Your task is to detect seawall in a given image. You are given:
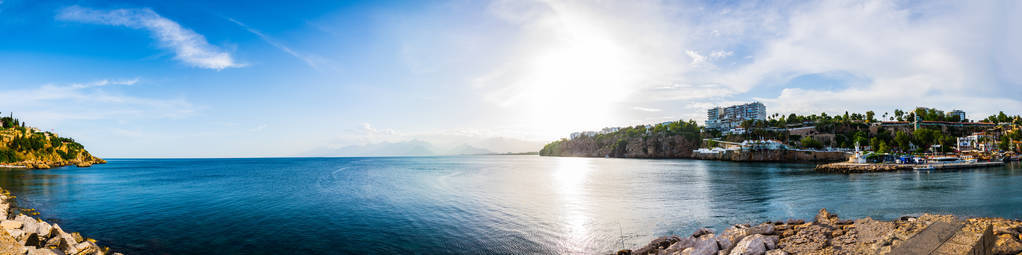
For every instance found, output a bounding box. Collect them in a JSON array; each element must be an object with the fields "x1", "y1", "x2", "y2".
[
  {"x1": 816, "y1": 161, "x2": 1006, "y2": 174},
  {"x1": 691, "y1": 150, "x2": 850, "y2": 162}
]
